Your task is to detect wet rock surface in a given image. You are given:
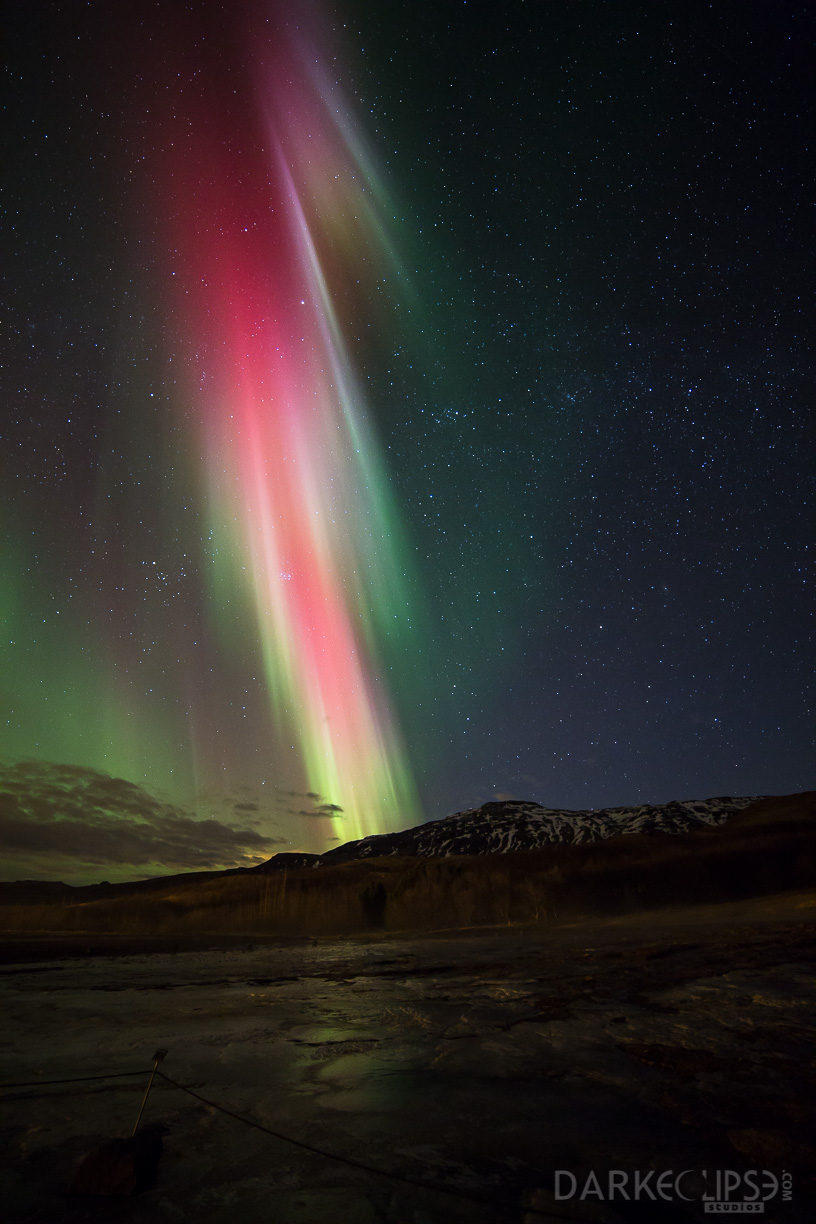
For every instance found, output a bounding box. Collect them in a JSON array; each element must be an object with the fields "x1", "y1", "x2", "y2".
[{"x1": 1, "y1": 893, "x2": 814, "y2": 1223}]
